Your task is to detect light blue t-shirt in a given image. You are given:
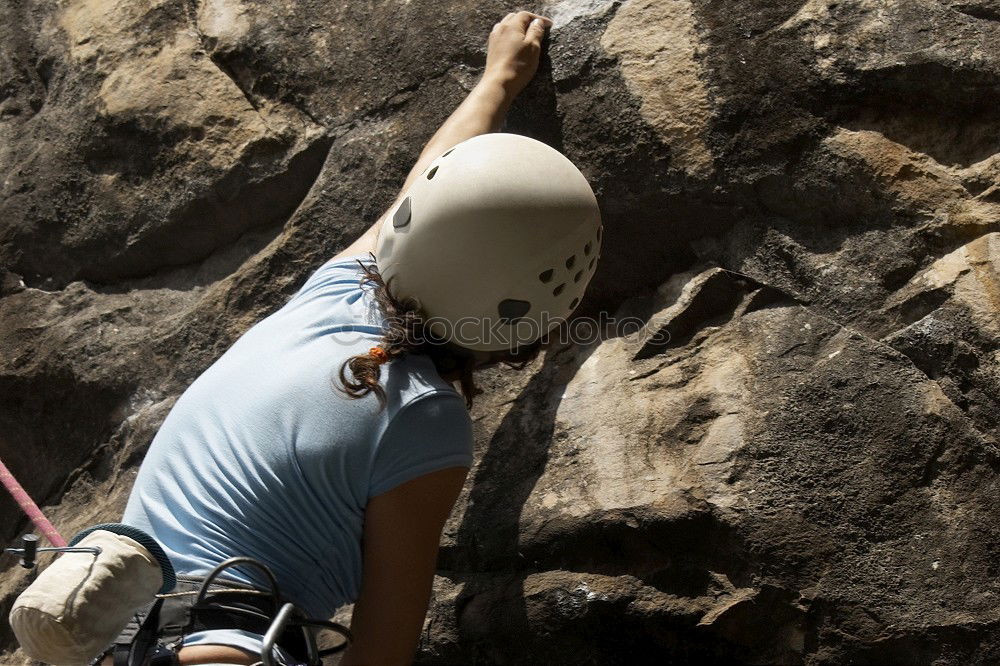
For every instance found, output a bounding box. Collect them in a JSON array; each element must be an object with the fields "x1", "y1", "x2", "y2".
[{"x1": 122, "y1": 254, "x2": 474, "y2": 635}]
